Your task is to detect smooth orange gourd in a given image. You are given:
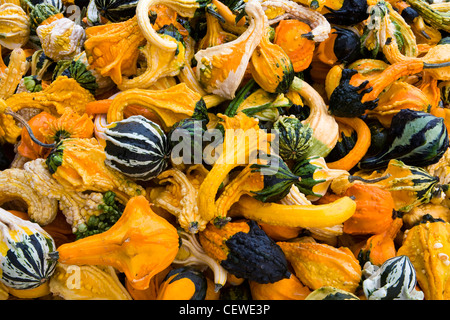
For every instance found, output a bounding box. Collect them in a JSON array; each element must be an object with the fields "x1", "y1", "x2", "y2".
[{"x1": 57, "y1": 196, "x2": 179, "y2": 290}]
